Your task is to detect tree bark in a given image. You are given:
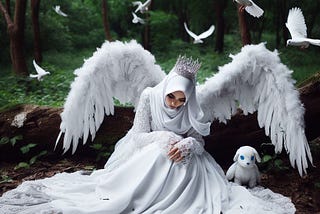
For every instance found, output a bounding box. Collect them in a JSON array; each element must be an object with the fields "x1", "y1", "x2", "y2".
[
  {"x1": 31, "y1": 0, "x2": 42, "y2": 63},
  {"x1": 237, "y1": 4, "x2": 251, "y2": 46},
  {"x1": 142, "y1": 1, "x2": 153, "y2": 51},
  {"x1": 0, "y1": 0, "x2": 28, "y2": 76},
  {"x1": 101, "y1": 0, "x2": 112, "y2": 41},
  {"x1": 214, "y1": 0, "x2": 226, "y2": 53},
  {"x1": 1, "y1": 74, "x2": 319, "y2": 162}
]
